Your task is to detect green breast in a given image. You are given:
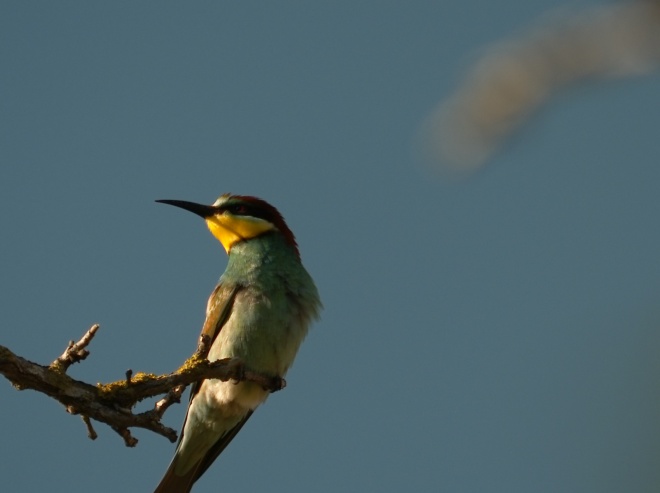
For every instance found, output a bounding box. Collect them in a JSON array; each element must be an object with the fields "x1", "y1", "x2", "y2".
[{"x1": 209, "y1": 232, "x2": 321, "y2": 376}]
